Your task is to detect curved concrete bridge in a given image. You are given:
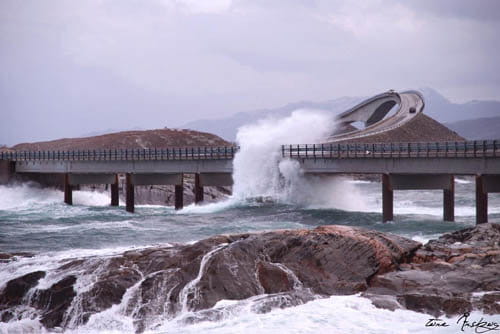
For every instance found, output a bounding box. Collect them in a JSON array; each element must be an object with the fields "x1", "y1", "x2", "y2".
[{"x1": 326, "y1": 90, "x2": 425, "y2": 142}]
